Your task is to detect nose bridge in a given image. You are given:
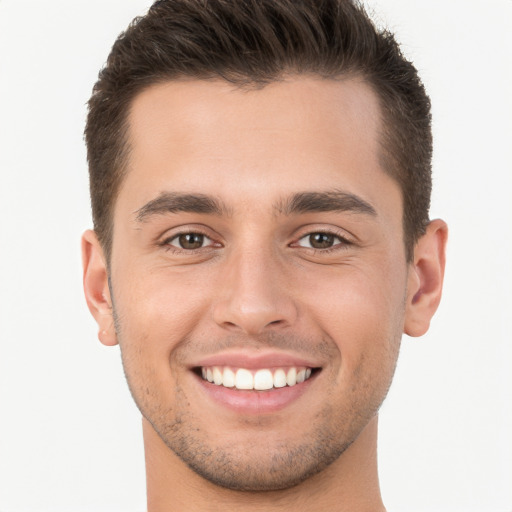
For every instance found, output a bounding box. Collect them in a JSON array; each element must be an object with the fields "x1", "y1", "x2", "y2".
[{"x1": 213, "y1": 240, "x2": 297, "y2": 334}]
